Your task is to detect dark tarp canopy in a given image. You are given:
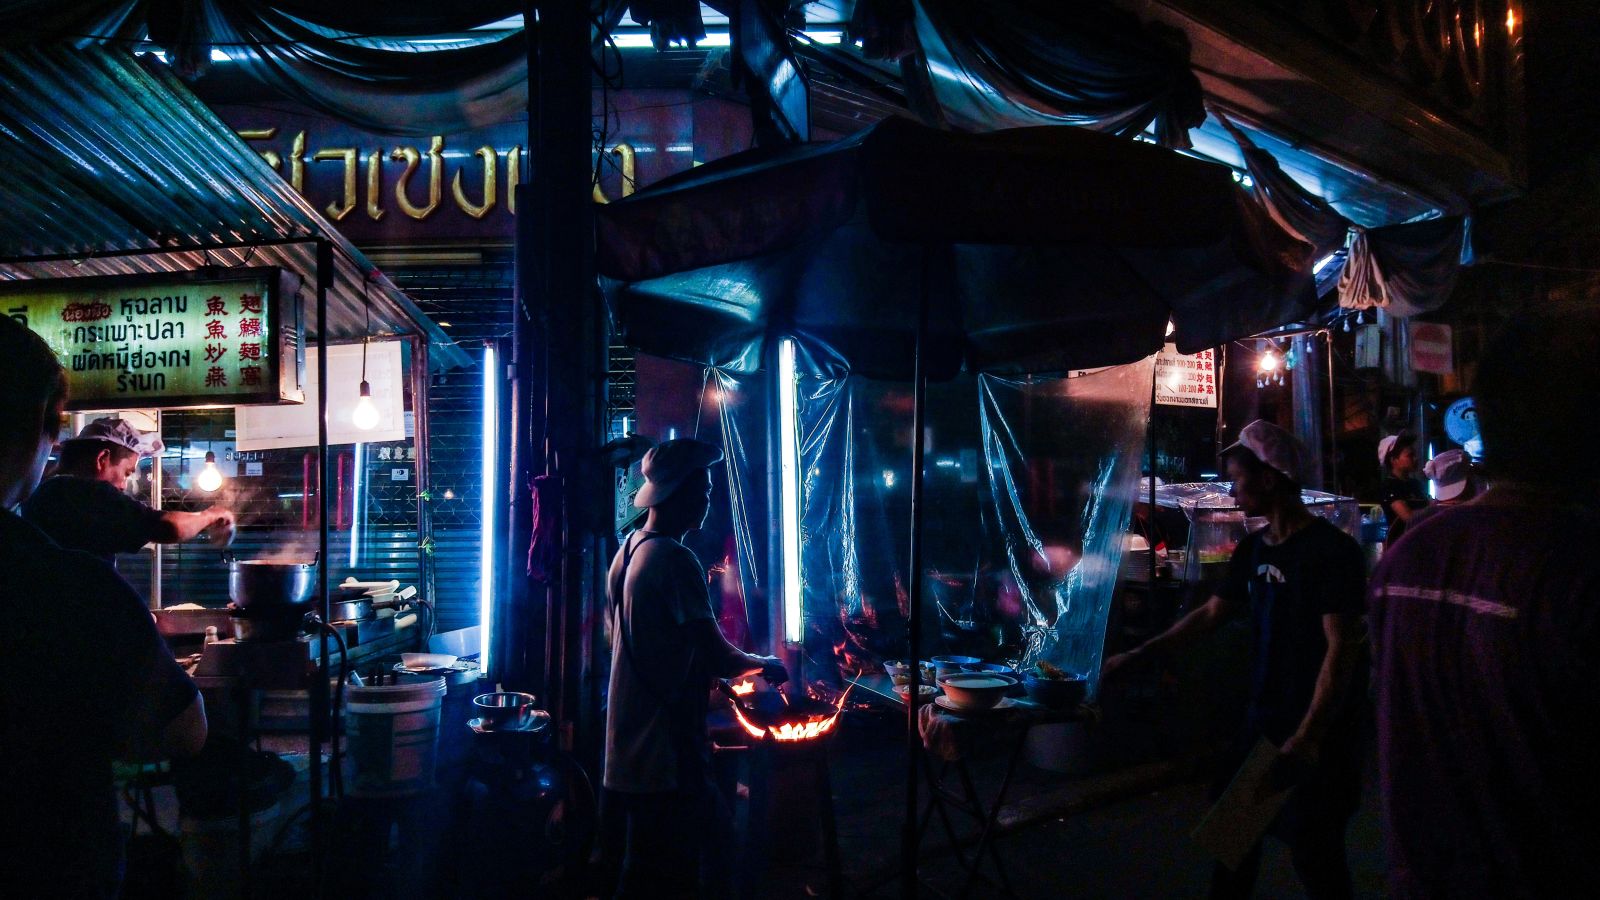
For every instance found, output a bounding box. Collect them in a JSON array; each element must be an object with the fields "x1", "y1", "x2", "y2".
[{"x1": 596, "y1": 116, "x2": 1317, "y2": 380}]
